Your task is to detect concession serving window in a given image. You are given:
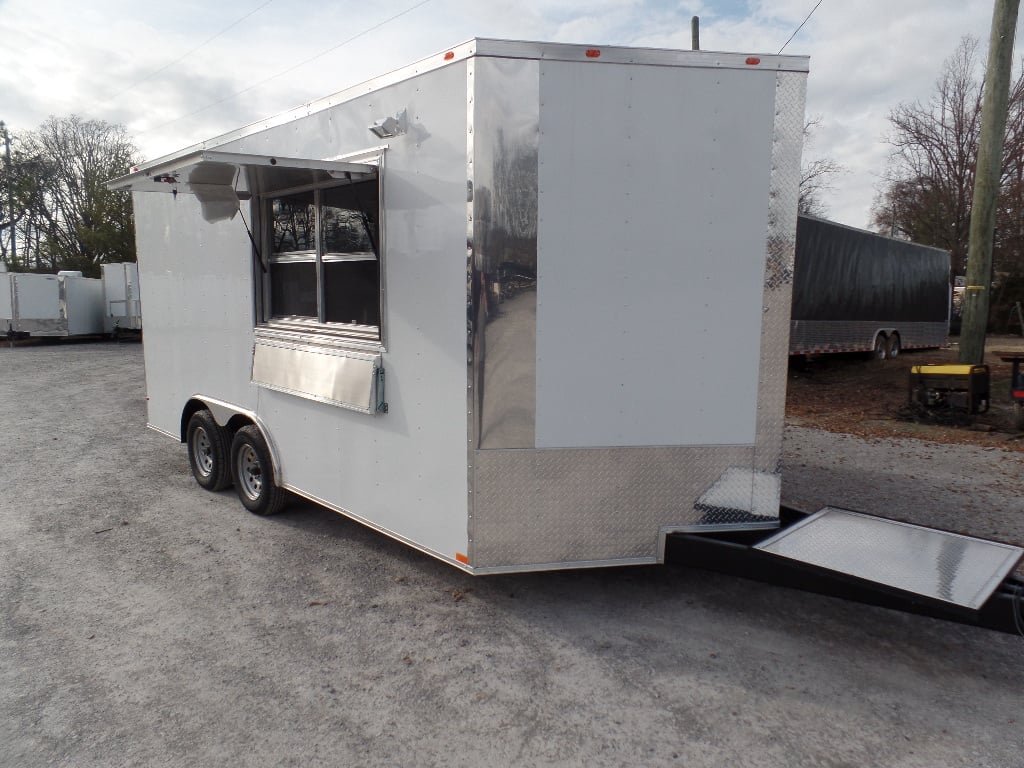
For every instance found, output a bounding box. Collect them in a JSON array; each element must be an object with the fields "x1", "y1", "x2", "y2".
[
  {"x1": 107, "y1": 149, "x2": 387, "y2": 414},
  {"x1": 266, "y1": 178, "x2": 381, "y2": 337}
]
